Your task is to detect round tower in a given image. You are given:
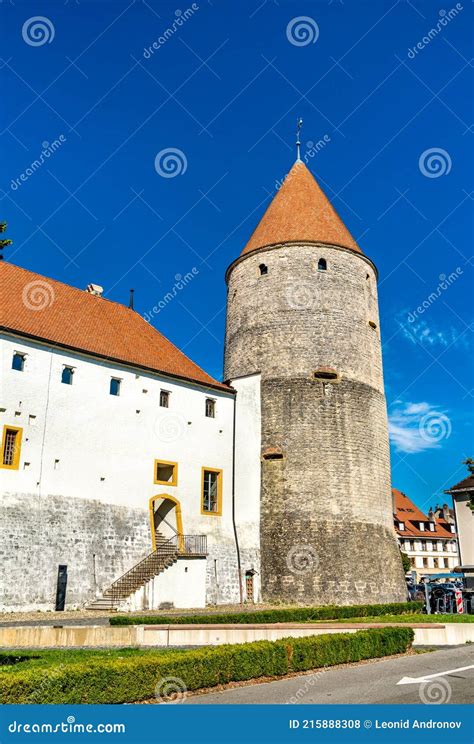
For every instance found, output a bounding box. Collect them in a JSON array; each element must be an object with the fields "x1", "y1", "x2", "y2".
[{"x1": 224, "y1": 160, "x2": 406, "y2": 605}]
